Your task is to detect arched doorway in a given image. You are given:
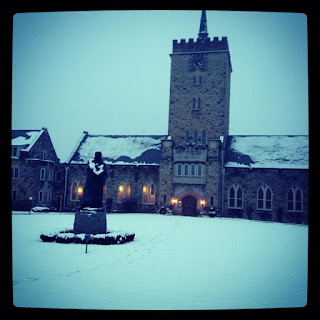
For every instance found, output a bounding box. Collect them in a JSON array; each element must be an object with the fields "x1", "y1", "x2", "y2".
[{"x1": 182, "y1": 195, "x2": 197, "y2": 216}]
